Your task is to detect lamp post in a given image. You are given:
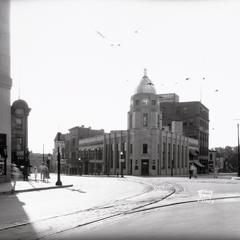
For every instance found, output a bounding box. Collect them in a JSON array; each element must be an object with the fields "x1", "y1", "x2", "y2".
[
  {"x1": 47, "y1": 154, "x2": 51, "y2": 171},
  {"x1": 56, "y1": 132, "x2": 62, "y2": 186},
  {"x1": 78, "y1": 157, "x2": 81, "y2": 175},
  {"x1": 120, "y1": 151, "x2": 124, "y2": 177}
]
